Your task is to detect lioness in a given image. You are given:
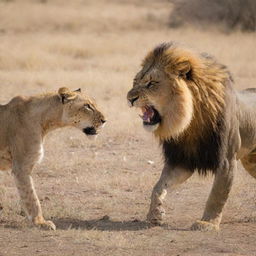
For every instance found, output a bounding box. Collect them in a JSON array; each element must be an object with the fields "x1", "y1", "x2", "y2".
[
  {"x1": 0, "y1": 87, "x2": 106, "y2": 230},
  {"x1": 127, "y1": 42, "x2": 256, "y2": 231}
]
